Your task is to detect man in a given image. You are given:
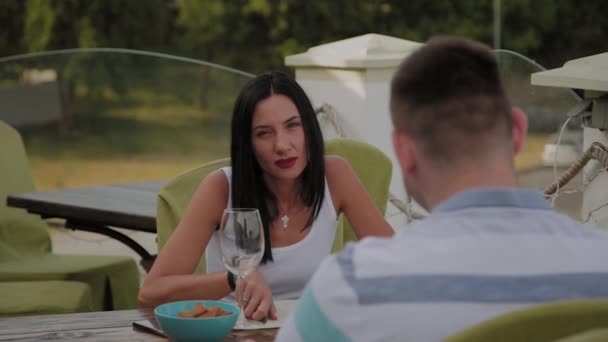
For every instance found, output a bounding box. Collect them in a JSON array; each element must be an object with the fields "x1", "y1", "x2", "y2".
[{"x1": 276, "y1": 36, "x2": 608, "y2": 341}]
